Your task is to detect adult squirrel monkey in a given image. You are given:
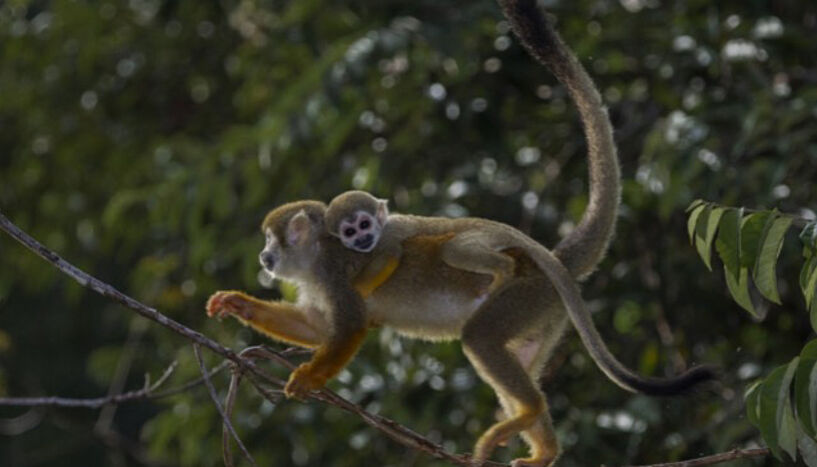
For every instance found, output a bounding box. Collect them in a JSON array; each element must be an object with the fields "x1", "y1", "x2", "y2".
[{"x1": 207, "y1": 2, "x2": 715, "y2": 465}]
